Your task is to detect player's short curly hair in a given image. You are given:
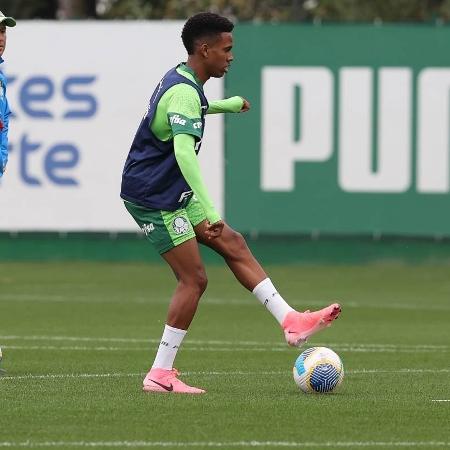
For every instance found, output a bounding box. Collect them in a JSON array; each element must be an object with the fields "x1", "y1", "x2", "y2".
[{"x1": 182, "y1": 12, "x2": 234, "y2": 55}]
